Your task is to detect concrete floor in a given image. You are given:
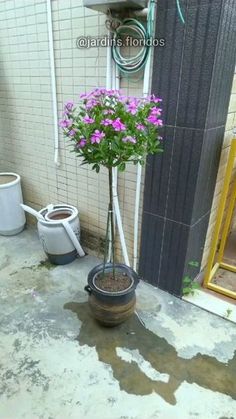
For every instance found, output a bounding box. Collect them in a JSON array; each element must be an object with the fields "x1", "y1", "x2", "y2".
[{"x1": 1, "y1": 228, "x2": 236, "y2": 419}]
